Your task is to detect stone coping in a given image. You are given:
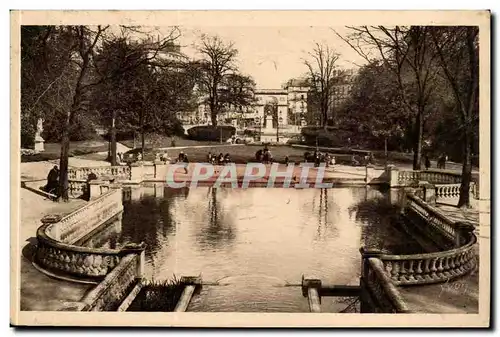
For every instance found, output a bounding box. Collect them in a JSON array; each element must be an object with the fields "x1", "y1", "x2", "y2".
[{"x1": 368, "y1": 233, "x2": 476, "y2": 261}]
